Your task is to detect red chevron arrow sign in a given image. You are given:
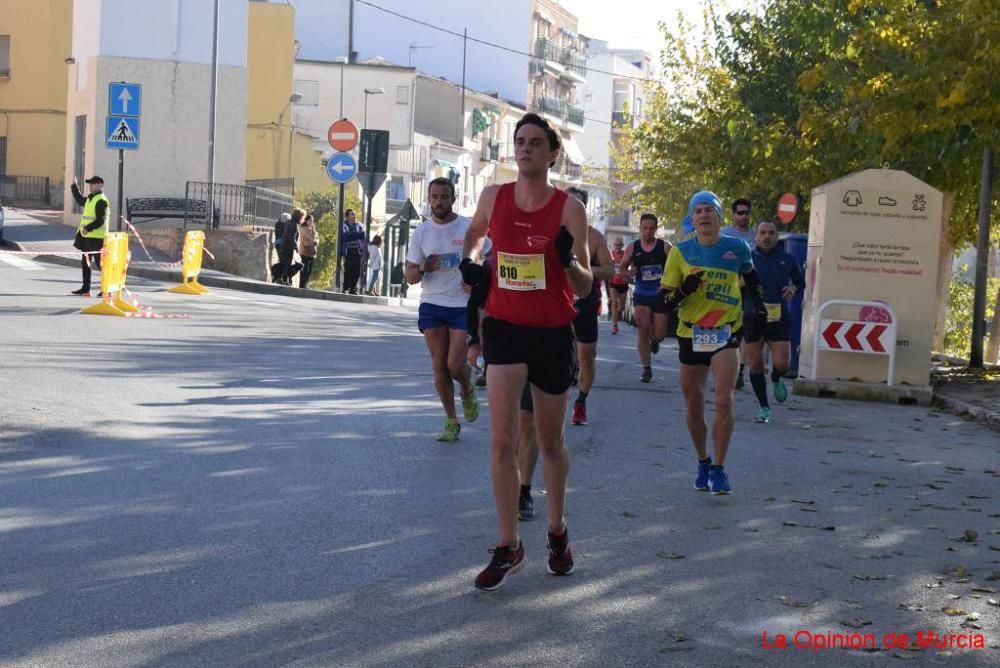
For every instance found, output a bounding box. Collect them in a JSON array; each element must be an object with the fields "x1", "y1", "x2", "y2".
[{"x1": 819, "y1": 320, "x2": 891, "y2": 354}]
